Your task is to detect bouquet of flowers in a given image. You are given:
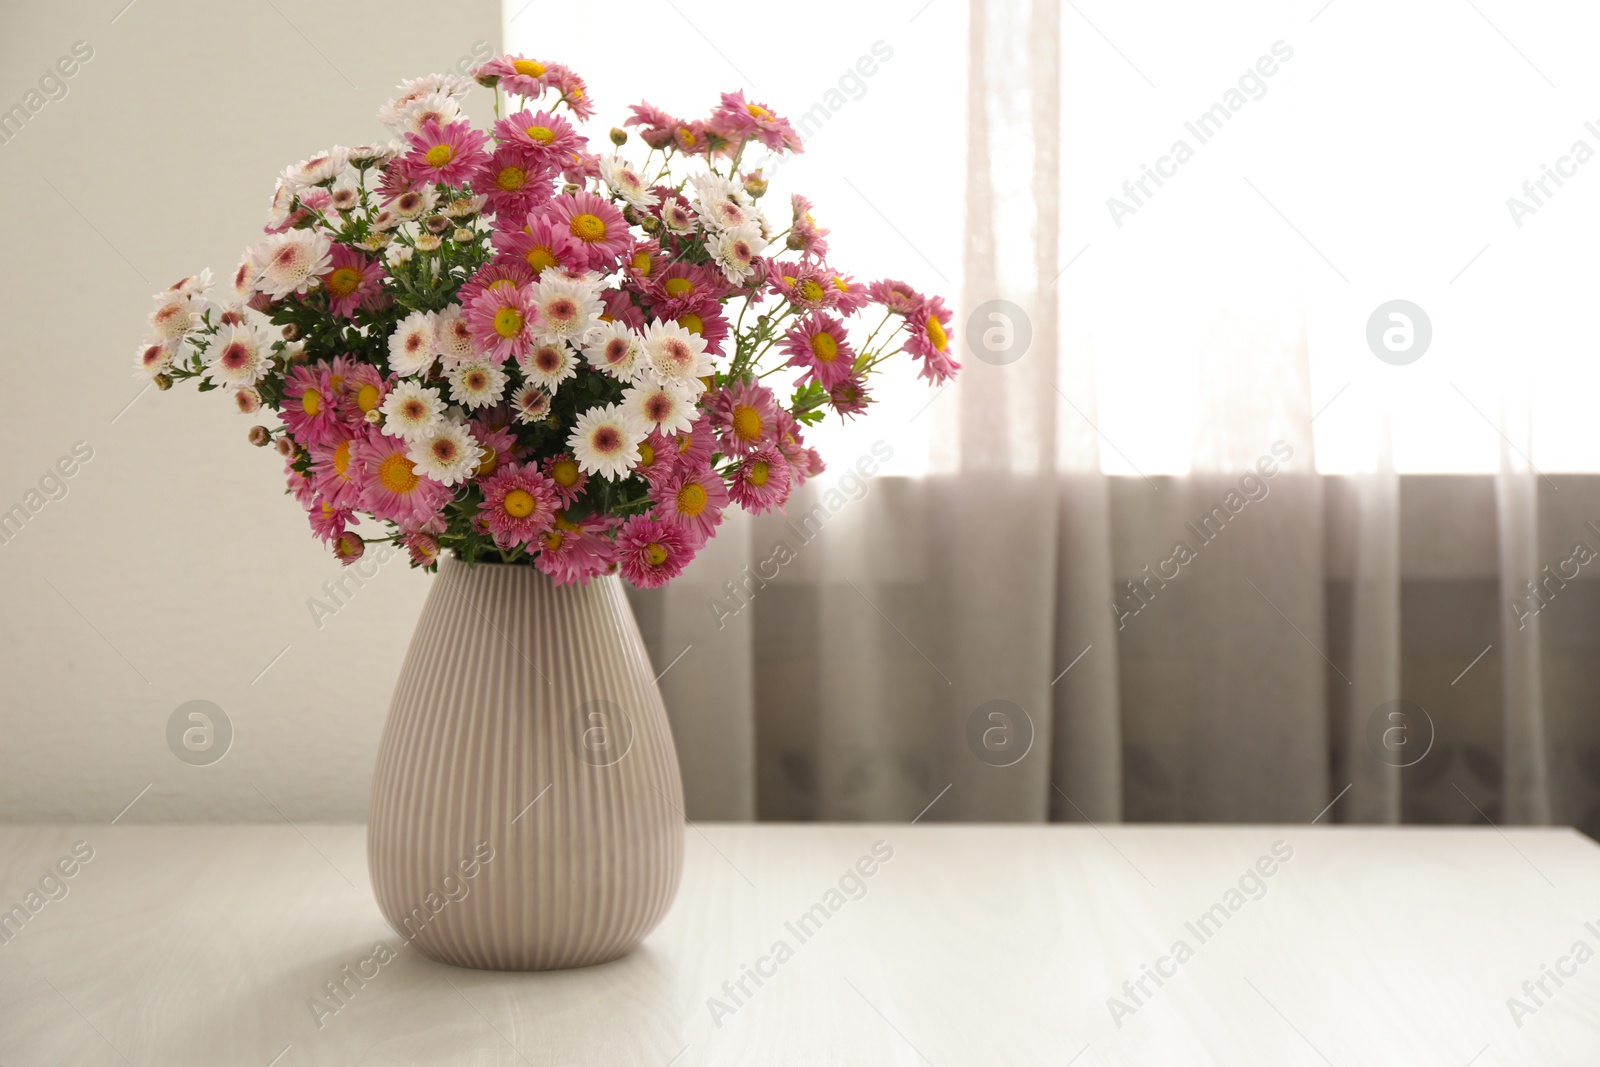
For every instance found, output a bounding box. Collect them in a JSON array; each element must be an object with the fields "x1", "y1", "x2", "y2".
[{"x1": 132, "y1": 55, "x2": 957, "y2": 589}]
